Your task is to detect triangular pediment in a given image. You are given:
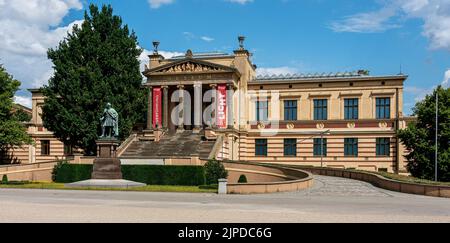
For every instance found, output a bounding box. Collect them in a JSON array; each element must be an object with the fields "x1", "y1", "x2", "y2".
[{"x1": 145, "y1": 58, "x2": 238, "y2": 76}]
